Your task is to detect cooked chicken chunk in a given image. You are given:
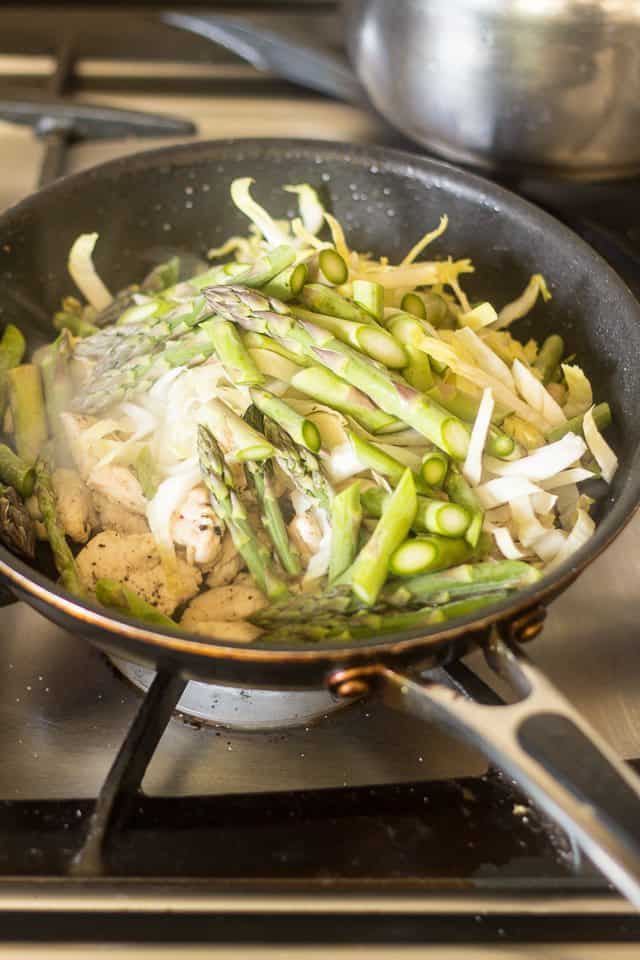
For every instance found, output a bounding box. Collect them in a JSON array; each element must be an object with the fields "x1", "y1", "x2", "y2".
[
  {"x1": 288, "y1": 511, "x2": 323, "y2": 563},
  {"x1": 51, "y1": 468, "x2": 95, "y2": 543},
  {"x1": 170, "y1": 484, "x2": 224, "y2": 566},
  {"x1": 77, "y1": 532, "x2": 201, "y2": 615},
  {"x1": 87, "y1": 464, "x2": 147, "y2": 515},
  {"x1": 181, "y1": 582, "x2": 266, "y2": 627},
  {"x1": 184, "y1": 620, "x2": 262, "y2": 643},
  {"x1": 206, "y1": 532, "x2": 244, "y2": 587},
  {"x1": 92, "y1": 492, "x2": 149, "y2": 535}
]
